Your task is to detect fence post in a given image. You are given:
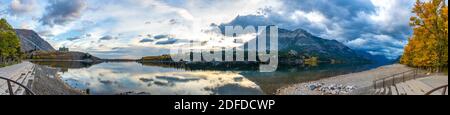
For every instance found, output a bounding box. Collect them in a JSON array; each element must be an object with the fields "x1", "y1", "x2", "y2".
[
  {"x1": 402, "y1": 72, "x2": 405, "y2": 82},
  {"x1": 7, "y1": 81, "x2": 14, "y2": 95},
  {"x1": 374, "y1": 81, "x2": 376, "y2": 89},
  {"x1": 442, "y1": 86, "x2": 447, "y2": 95},
  {"x1": 393, "y1": 77, "x2": 395, "y2": 86}
]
